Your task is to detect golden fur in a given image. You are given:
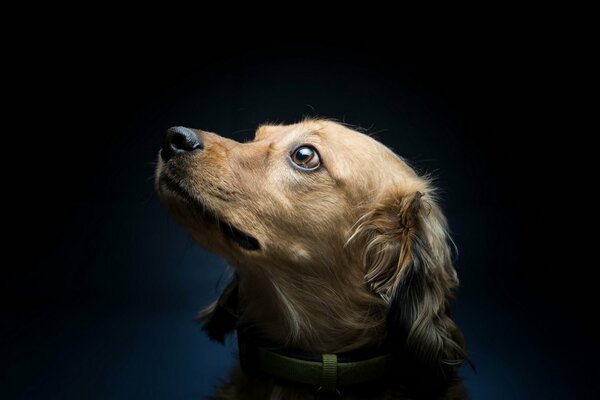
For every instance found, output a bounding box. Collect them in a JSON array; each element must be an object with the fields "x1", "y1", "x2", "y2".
[{"x1": 156, "y1": 120, "x2": 467, "y2": 399}]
